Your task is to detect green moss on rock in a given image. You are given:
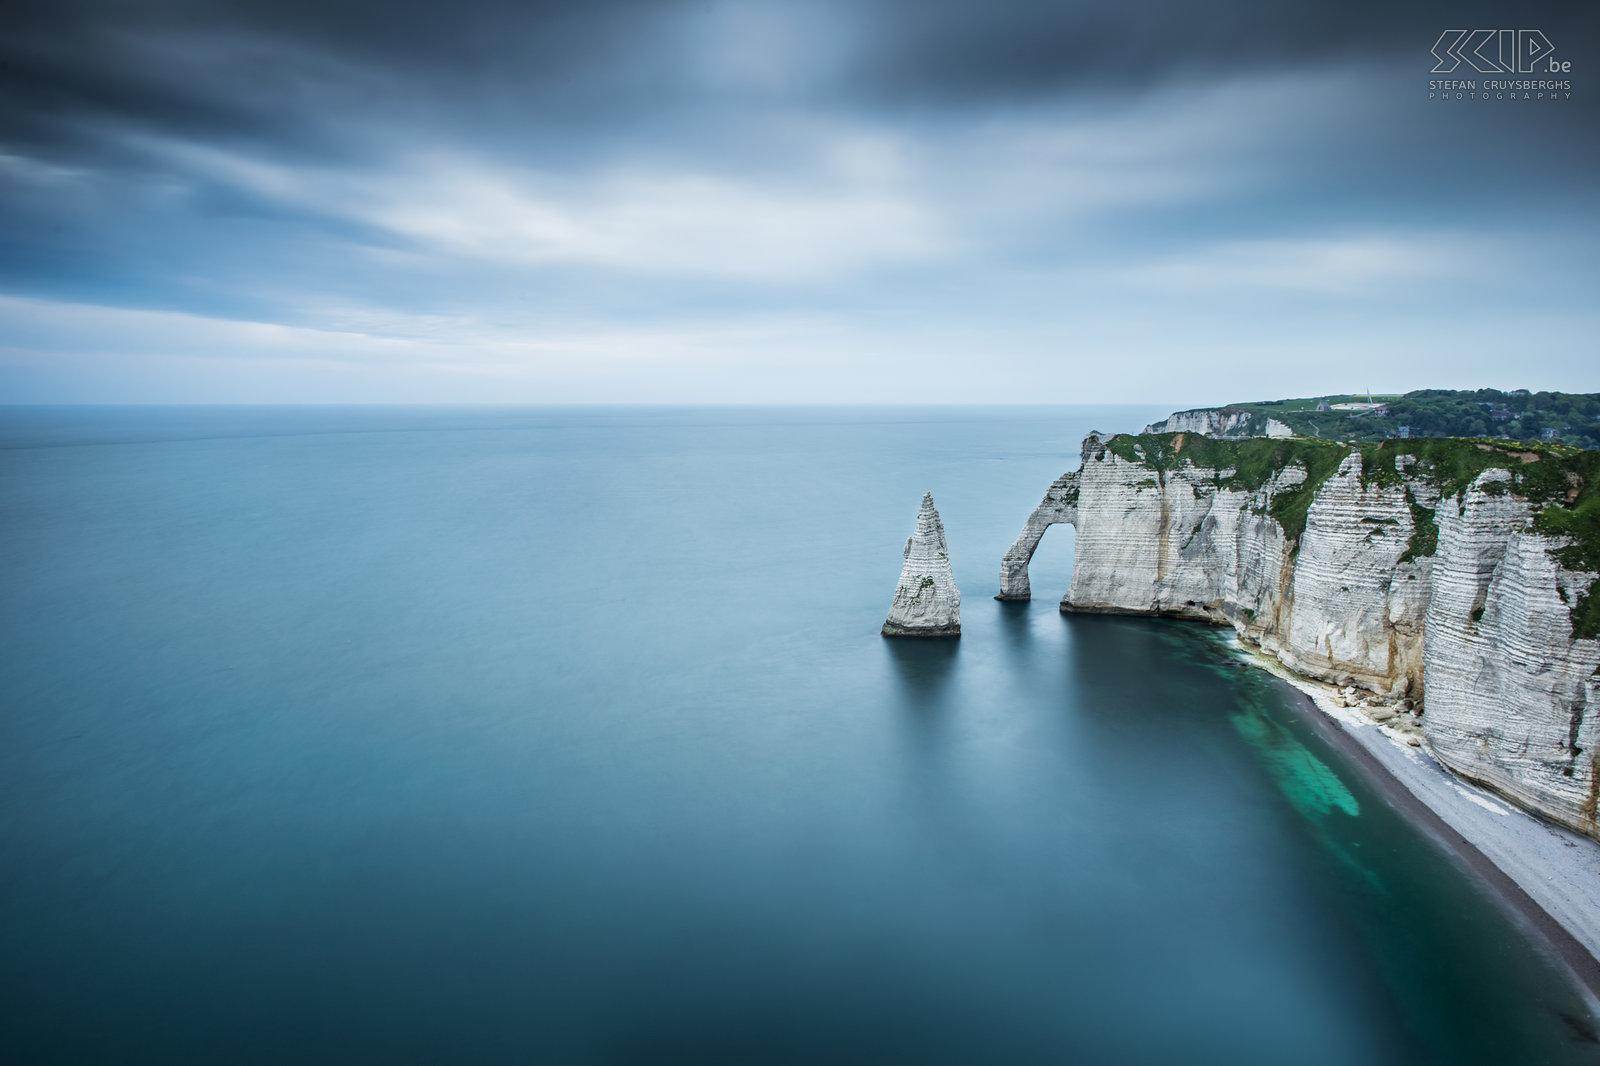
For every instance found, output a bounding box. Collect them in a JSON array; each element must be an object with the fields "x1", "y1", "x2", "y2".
[
  {"x1": 1399, "y1": 491, "x2": 1438, "y2": 563},
  {"x1": 1530, "y1": 448, "x2": 1600, "y2": 639},
  {"x1": 1102, "y1": 433, "x2": 1599, "y2": 631},
  {"x1": 1104, "y1": 433, "x2": 1347, "y2": 547}
]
